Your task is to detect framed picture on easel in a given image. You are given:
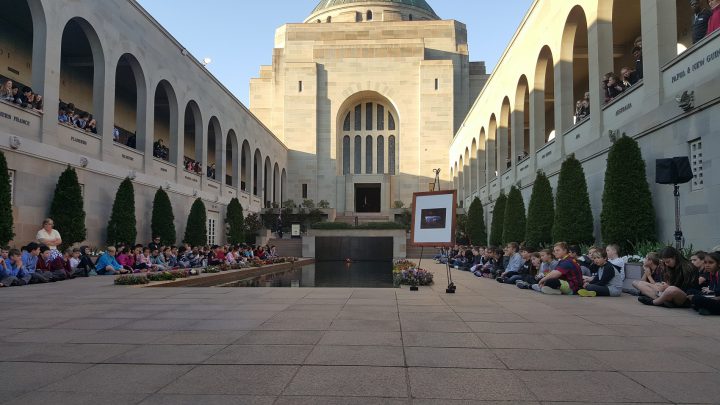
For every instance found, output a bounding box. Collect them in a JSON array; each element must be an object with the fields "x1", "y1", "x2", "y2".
[{"x1": 410, "y1": 190, "x2": 457, "y2": 247}]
